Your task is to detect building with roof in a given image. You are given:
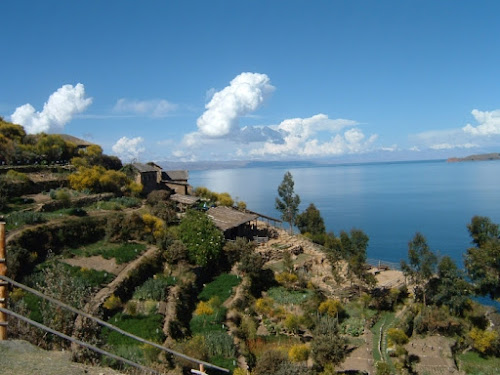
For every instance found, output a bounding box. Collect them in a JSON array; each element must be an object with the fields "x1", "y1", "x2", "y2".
[
  {"x1": 130, "y1": 162, "x2": 192, "y2": 195},
  {"x1": 207, "y1": 206, "x2": 259, "y2": 239}
]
